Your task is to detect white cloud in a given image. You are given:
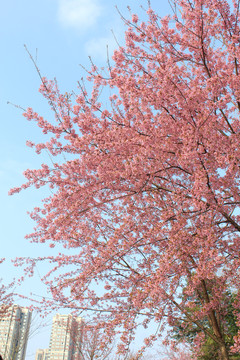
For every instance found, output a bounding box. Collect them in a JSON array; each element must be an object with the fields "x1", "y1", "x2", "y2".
[
  {"x1": 85, "y1": 17, "x2": 124, "y2": 60},
  {"x1": 85, "y1": 34, "x2": 118, "y2": 60},
  {"x1": 57, "y1": 0, "x2": 102, "y2": 30}
]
